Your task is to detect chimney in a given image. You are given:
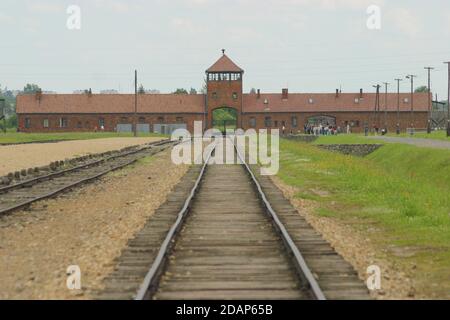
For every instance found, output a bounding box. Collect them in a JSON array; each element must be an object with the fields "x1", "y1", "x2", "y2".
[
  {"x1": 360, "y1": 88, "x2": 363, "y2": 98},
  {"x1": 282, "y1": 88, "x2": 288, "y2": 100},
  {"x1": 257, "y1": 89, "x2": 261, "y2": 99},
  {"x1": 335, "y1": 89, "x2": 339, "y2": 98}
]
